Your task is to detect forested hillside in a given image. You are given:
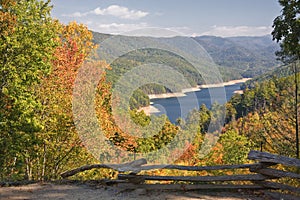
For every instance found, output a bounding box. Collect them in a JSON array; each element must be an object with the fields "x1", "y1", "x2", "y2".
[
  {"x1": 93, "y1": 32, "x2": 281, "y2": 81},
  {"x1": 194, "y1": 35, "x2": 281, "y2": 77},
  {"x1": 243, "y1": 64, "x2": 294, "y2": 88},
  {"x1": 226, "y1": 75, "x2": 298, "y2": 156}
]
